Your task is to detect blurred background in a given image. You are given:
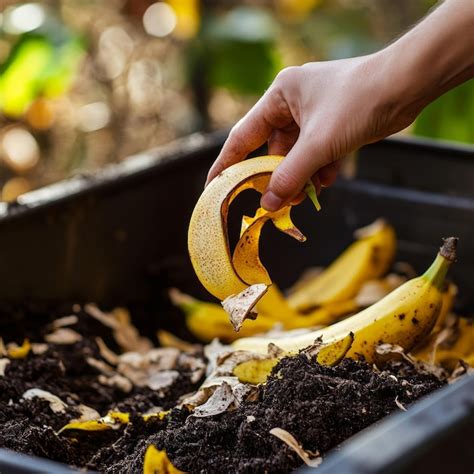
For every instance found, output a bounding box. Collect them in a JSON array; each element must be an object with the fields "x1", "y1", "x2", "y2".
[{"x1": 0, "y1": 0, "x2": 472, "y2": 202}]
